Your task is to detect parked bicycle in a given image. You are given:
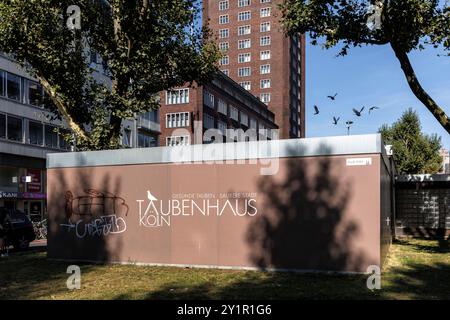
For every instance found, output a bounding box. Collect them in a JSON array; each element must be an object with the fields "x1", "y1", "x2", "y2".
[{"x1": 32, "y1": 219, "x2": 47, "y2": 240}]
